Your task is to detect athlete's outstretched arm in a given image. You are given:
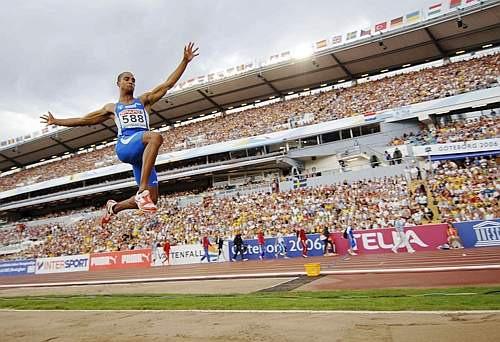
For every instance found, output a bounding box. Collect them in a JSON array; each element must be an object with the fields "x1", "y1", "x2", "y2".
[
  {"x1": 40, "y1": 103, "x2": 115, "y2": 127},
  {"x1": 141, "y1": 42, "x2": 199, "y2": 107}
]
